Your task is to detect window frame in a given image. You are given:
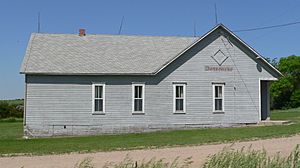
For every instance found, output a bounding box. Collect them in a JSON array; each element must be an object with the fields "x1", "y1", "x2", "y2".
[
  {"x1": 212, "y1": 83, "x2": 225, "y2": 113},
  {"x1": 92, "y1": 83, "x2": 105, "y2": 114},
  {"x1": 173, "y1": 83, "x2": 186, "y2": 114},
  {"x1": 132, "y1": 83, "x2": 145, "y2": 114}
]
